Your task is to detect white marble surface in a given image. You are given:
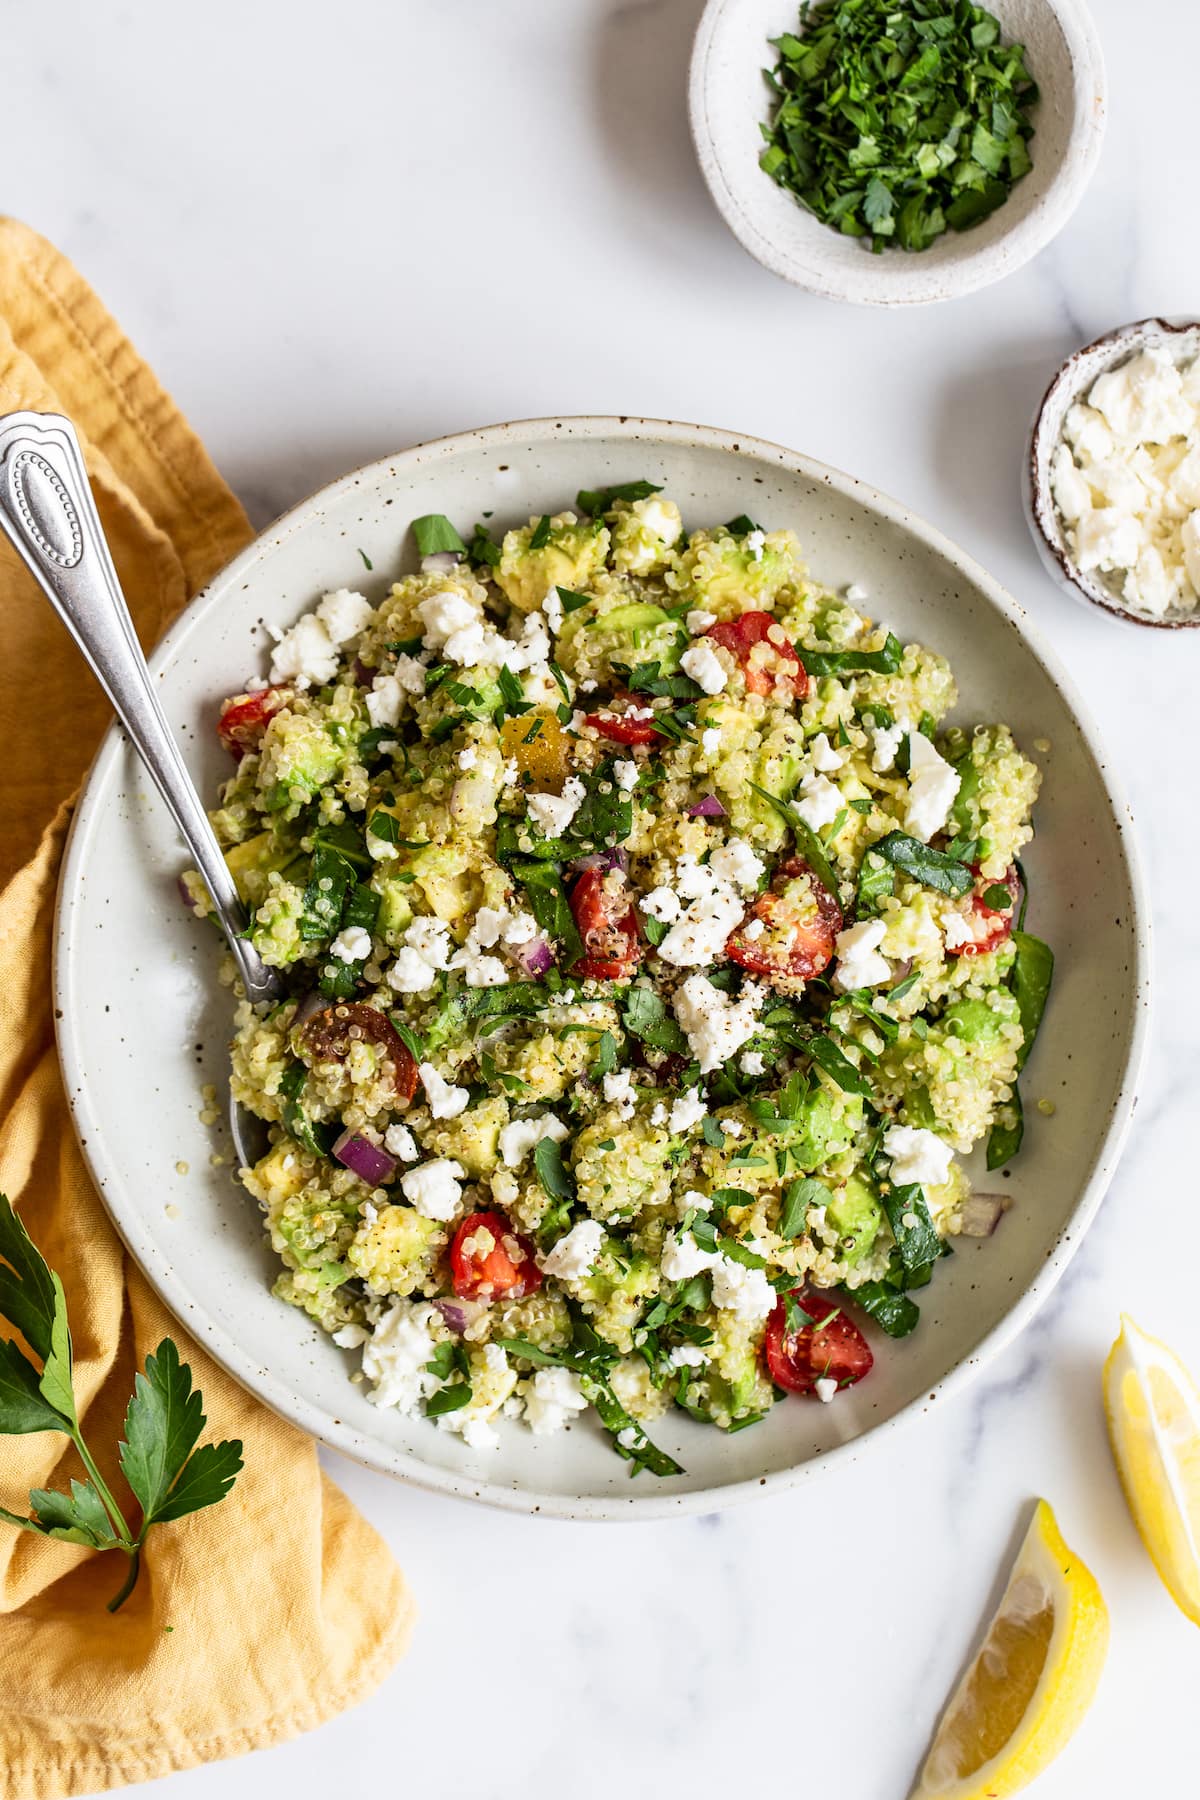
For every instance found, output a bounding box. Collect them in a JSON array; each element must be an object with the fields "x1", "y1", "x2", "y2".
[{"x1": 8, "y1": 0, "x2": 1198, "y2": 1793}]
